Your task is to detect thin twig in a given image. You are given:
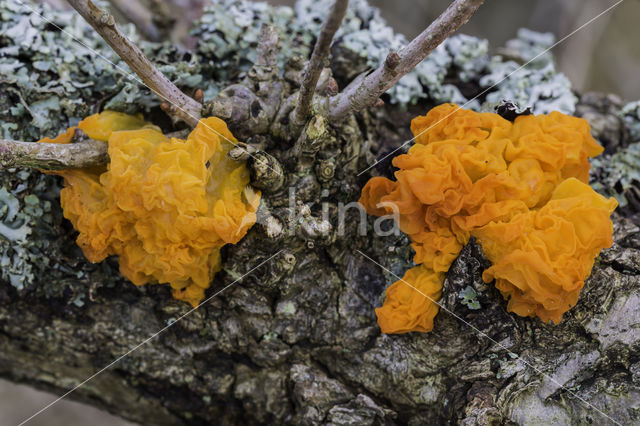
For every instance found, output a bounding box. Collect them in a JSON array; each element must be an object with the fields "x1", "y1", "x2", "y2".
[
  {"x1": 66, "y1": 0, "x2": 201, "y2": 126},
  {"x1": 292, "y1": 0, "x2": 349, "y2": 129},
  {"x1": 327, "y1": 0, "x2": 484, "y2": 121},
  {"x1": 0, "y1": 127, "x2": 212, "y2": 171},
  {"x1": 0, "y1": 139, "x2": 108, "y2": 170}
]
